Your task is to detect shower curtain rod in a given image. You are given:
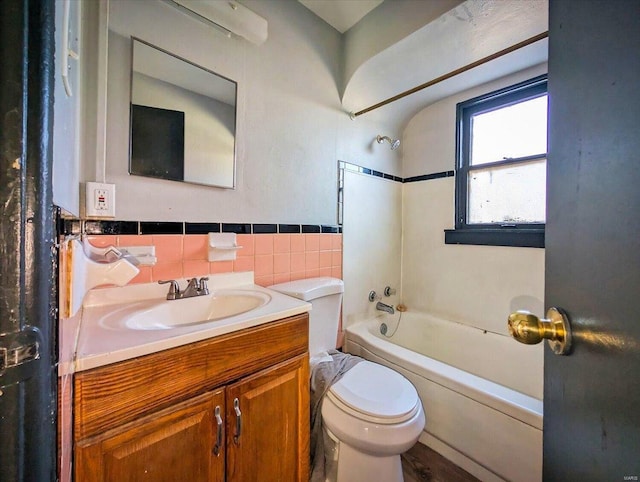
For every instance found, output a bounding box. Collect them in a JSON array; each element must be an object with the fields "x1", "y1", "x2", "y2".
[{"x1": 350, "y1": 31, "x2": 549, "y2": 118}]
